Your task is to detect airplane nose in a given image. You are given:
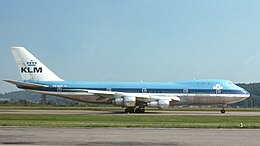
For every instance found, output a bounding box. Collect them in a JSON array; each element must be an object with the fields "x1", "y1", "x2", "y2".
[
  {"x1": 242, "y1": 90, "x2": 250, "y2": 97},
  {"x1": 244, "y1": 90, "x2": 250, "y2": 94}
]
